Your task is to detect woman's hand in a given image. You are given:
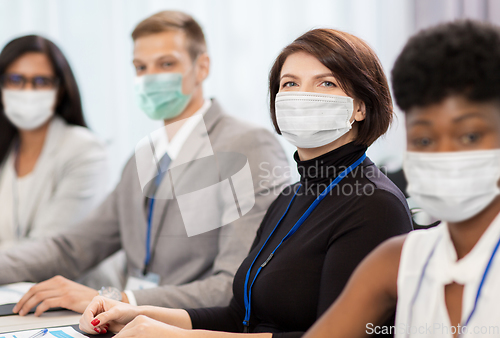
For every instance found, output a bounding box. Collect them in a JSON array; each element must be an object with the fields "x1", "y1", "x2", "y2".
[
  {"x1": 79, "y1": 296, "x2": 141, "y2": 334},
  {"x1": 114, "y1": 315, "x2": 188, "y2": 337}
]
